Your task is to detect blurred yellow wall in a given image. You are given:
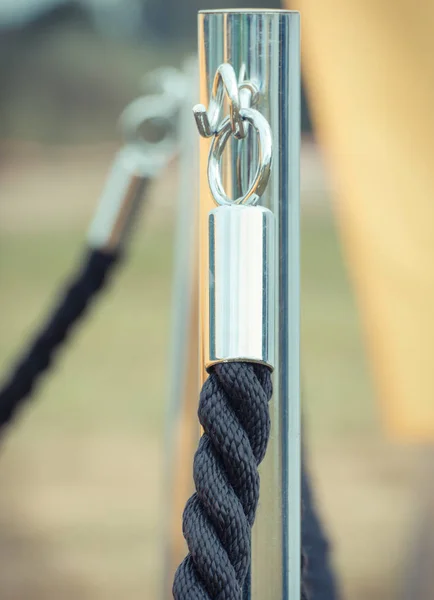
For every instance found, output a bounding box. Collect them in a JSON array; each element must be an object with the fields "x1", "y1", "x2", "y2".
[{"x1": 286, "y1": 0, "x2": 434, "y2": 441}]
